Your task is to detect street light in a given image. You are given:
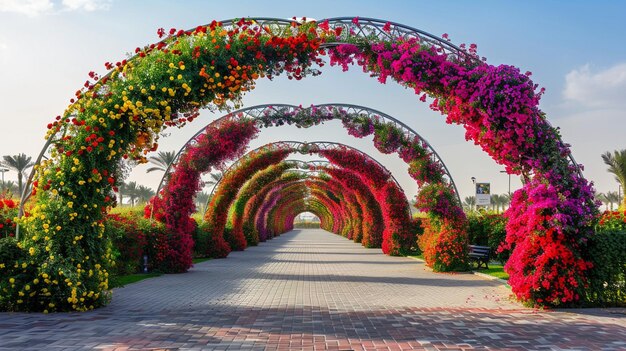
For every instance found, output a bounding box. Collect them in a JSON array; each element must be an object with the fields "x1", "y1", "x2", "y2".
[
  {"x1": 0, "y1": 167, "x2": 9, "y2": 185},
  {"x1": 500, "y1": 170, "x2": 511, "y2": 196}
]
